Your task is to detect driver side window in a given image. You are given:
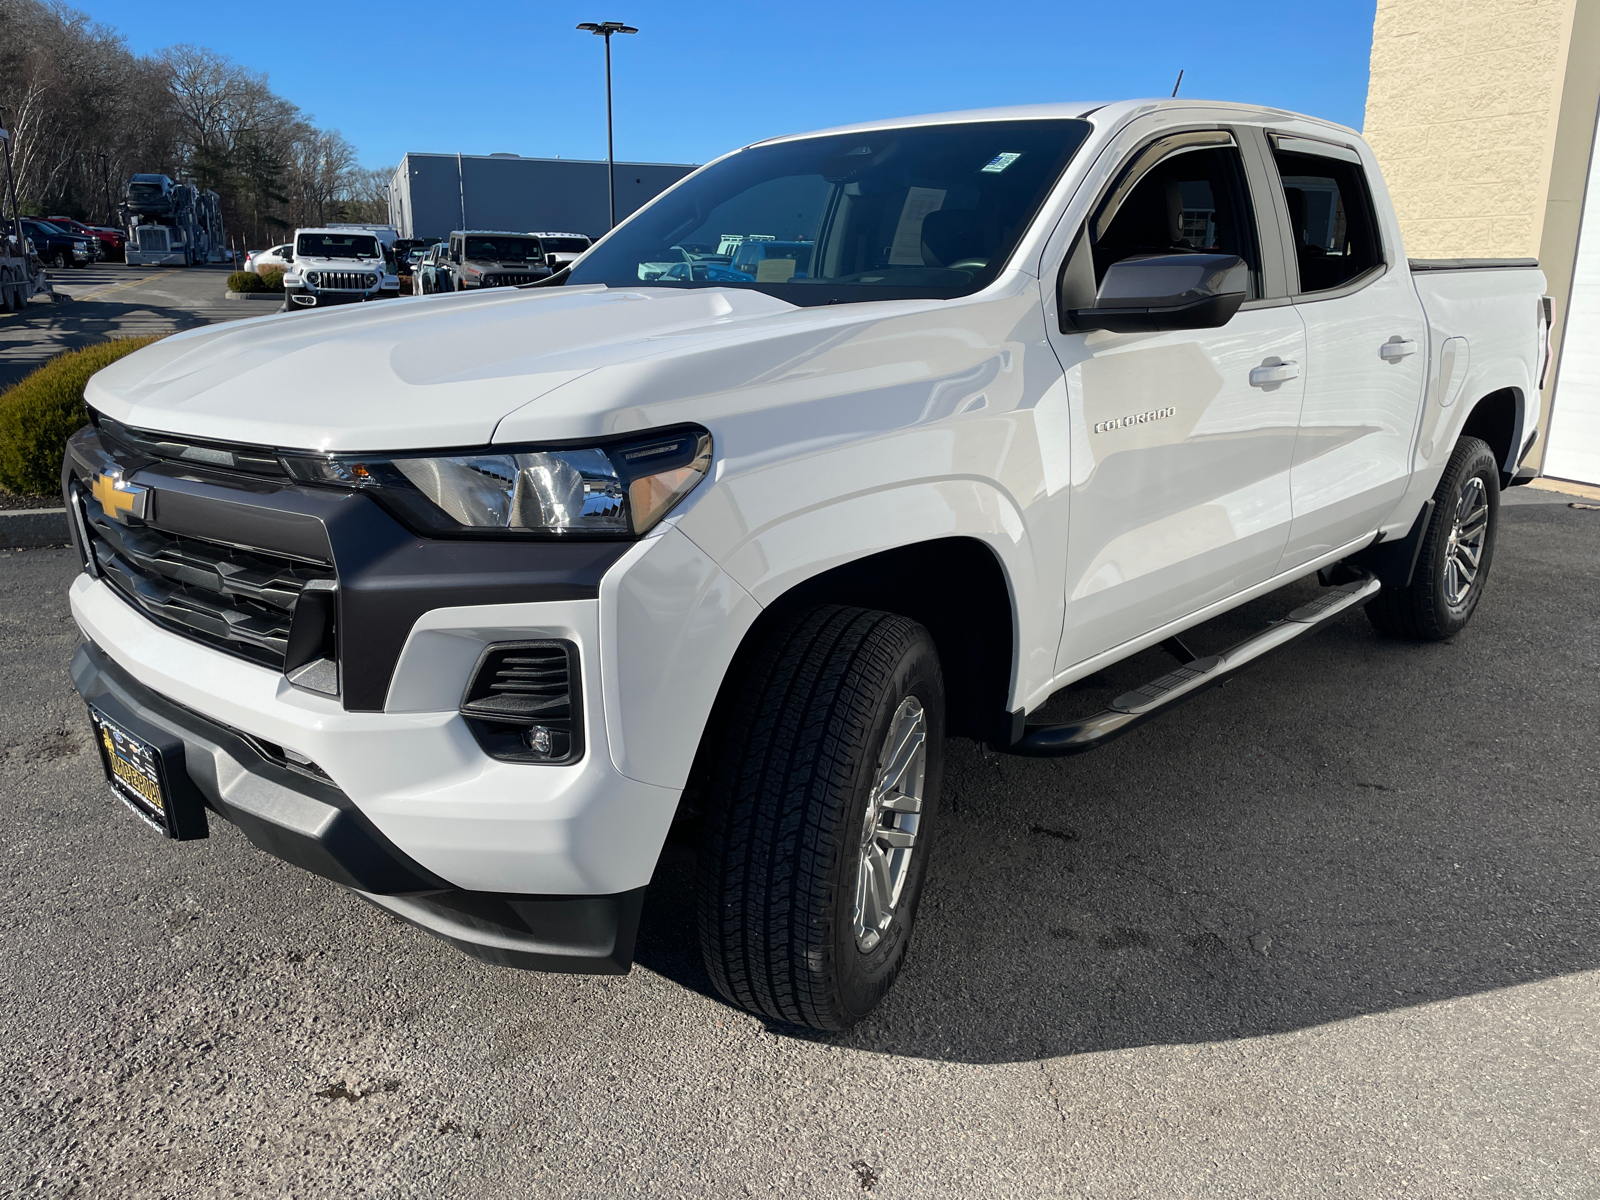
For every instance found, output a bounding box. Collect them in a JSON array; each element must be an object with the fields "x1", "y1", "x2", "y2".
[{"x1": 1091, "y1": 141, "x2": 1262, "y2": 299}]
